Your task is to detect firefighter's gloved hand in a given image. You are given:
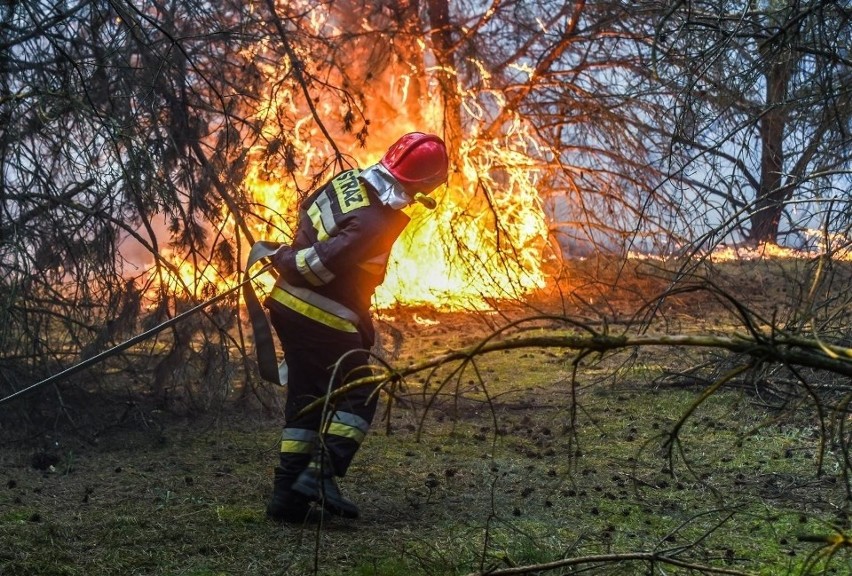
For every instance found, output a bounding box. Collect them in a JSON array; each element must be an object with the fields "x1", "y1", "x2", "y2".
[{"x1": 271, "y1": 245, "x2": 302, "y2": 285}]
